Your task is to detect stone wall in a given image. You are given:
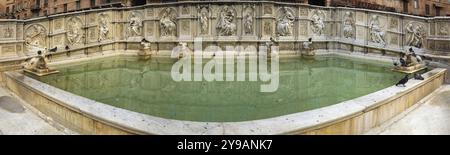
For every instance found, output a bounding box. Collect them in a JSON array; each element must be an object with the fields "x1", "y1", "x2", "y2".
[{"x1": 0, "y1": 1, "x2": 449, "y2": 64}]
